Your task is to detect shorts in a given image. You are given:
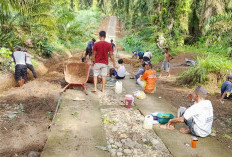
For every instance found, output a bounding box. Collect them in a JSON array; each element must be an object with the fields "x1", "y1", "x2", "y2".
[
  {"x1": 143, "y1": 56, "x2": 150, "y2": 62},
  {"x1": 94, "y1": 63, "x2": 108, "y2": 77},
  {"x1": 162, "y1": 61, "x2": 170, "y2": 72},
  {"x1": 85, "y1": 48, "x2": 92, "y2": 56},
  {"x1": 15, "y1": 64, "x2": 27, "y2": 81}
]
